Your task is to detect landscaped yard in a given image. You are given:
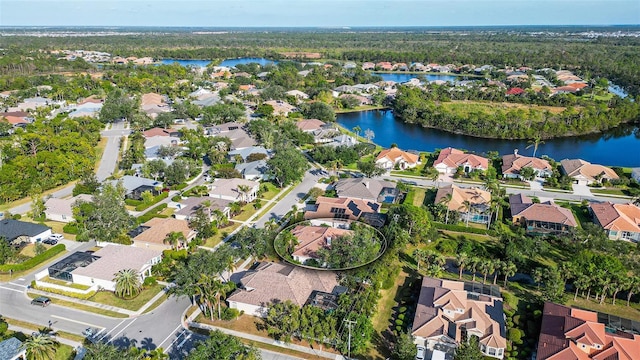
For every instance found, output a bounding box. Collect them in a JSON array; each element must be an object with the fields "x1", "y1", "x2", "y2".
[
  {"x1": 203, "y1": 222, "x2": 241, "y2": 248},
  {"x1": 403, "y1": 187, "x2": 426, "y2": 207},
  {"x1": 590, "y1": 188, "x2": 632, "y2": 197},
  {"x1": 39, "y1": 276, "x2": 92, "y2": 290},
  {"x1": 258, "y1": 182, "x2": 280, "y2": 200},
  {"x1": 233, "y1": 203, "x2": 259, "y2": 222},
  {"x1": 566, "y1": 297, "x2": 640, "y2": 322},
  {"x1": 26, "y1": 292, "x2": 128, "y2": 318},
  {"x1": 88, "y1": 284, "x2": 164, "y2": 311}
]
